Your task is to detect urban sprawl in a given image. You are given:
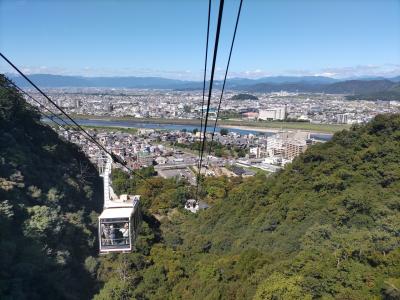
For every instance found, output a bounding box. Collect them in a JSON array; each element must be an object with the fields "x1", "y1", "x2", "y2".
[
  {"x1": 28, "y1": 88, "x2": 400, "y2": 123},
  {"x1": 24, "y1": 88, "x2": 400, "y2": 183}
]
